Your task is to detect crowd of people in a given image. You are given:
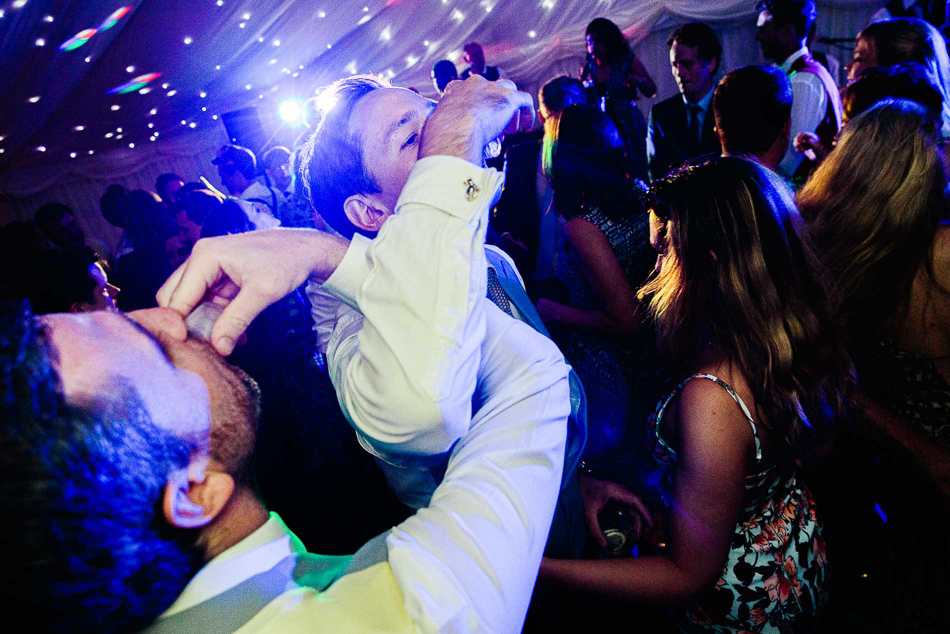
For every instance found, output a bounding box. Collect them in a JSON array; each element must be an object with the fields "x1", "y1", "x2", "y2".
[{"x1": 2, "y1": 0, "x2": 949, "y2": 632}]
